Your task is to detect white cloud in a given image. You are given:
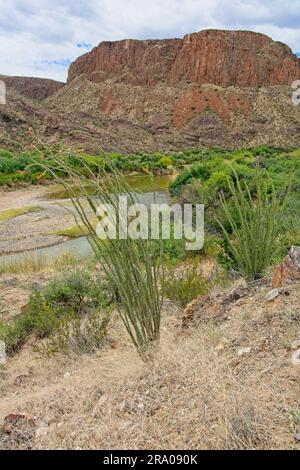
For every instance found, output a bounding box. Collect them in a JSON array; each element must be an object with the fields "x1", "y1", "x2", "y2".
[{"x1": 0, "y1": 0, "x2": 299, "y2": 82}]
